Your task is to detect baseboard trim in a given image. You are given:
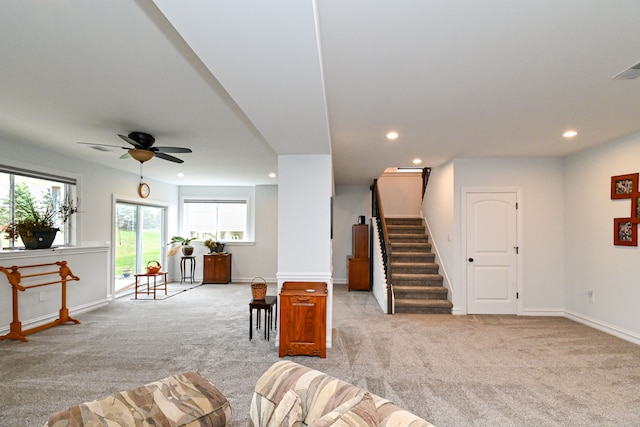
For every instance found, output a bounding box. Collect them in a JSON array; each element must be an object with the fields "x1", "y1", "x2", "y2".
[
  {"x1": 563, "y1": 310, "x2": 640, "y2": 346},
  {"x1": 522, "y1": 308, "x2": 564, "y2": 316},
  {"x1": 0, "y1": 299, "x2": 109, "y2": 336}
]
